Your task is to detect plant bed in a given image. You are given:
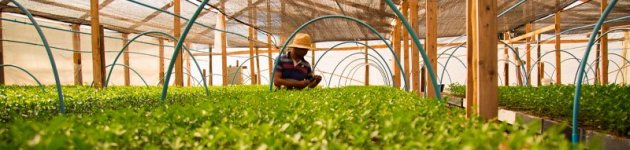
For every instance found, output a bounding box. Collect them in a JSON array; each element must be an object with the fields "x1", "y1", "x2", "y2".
[{"x1": 0, "y1": 85, "x2": 581, "y2": 149}]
